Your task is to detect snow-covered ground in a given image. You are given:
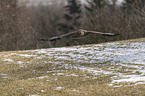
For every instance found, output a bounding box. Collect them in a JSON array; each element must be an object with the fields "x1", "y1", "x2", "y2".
[{"x1": 1, "y1": 40, "x2": 145, "y2": 87}]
